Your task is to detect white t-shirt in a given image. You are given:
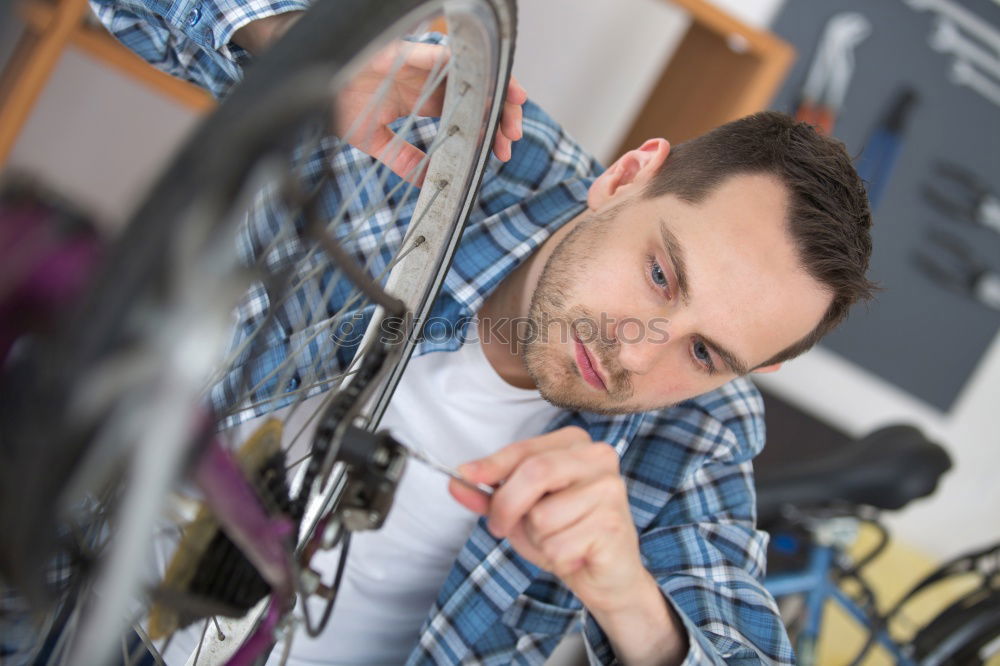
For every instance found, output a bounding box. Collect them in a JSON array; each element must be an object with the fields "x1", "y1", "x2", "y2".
[{"x1": 166, "y1": 329, "x2": 560, "y2": 665}]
